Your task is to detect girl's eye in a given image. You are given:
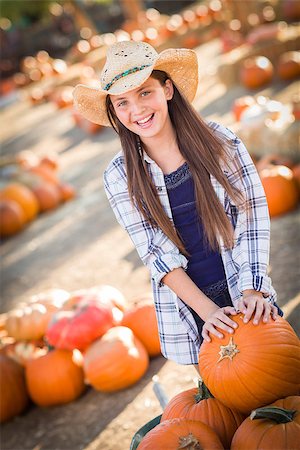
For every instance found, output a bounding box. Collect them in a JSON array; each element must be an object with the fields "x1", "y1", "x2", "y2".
[
  {"x1": 141, "y1": 91, "x2": 150, "y2": 97},
  {"x1": 117, "y1": 101, "x2": 127, "y2": 107}
]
